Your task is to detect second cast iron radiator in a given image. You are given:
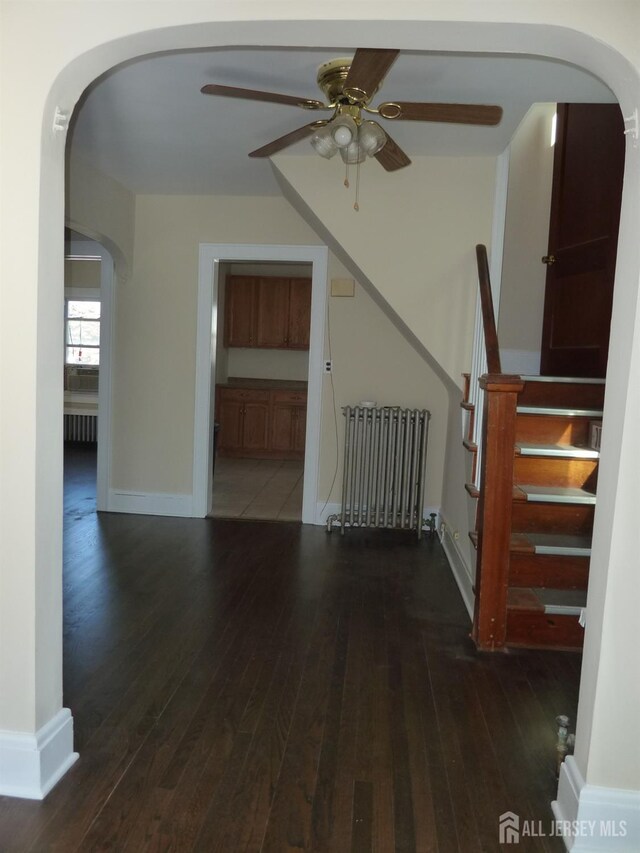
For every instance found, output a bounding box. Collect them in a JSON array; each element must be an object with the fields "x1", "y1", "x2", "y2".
[{"x1": 326, "y1": 405, "x2": 432, "y2": 539}]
